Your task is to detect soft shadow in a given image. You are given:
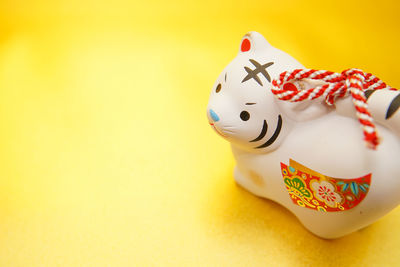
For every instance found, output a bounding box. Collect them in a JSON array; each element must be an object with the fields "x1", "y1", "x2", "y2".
[{"x1": 200, "y1": 167, "x2": 397, "y2": 265}]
